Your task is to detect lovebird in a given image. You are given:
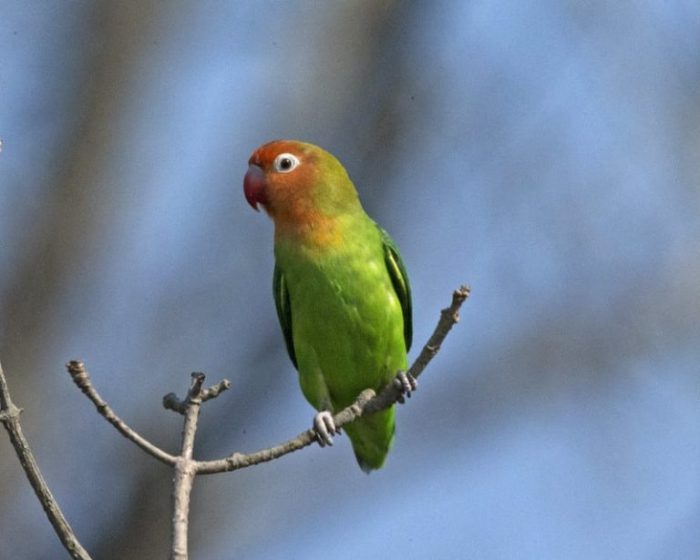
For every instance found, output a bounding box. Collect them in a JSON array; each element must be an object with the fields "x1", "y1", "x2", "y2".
[{"x1": 243, "y1": 140, "x2": 414, "y2": 472}]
